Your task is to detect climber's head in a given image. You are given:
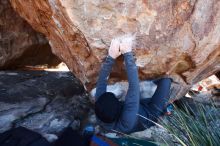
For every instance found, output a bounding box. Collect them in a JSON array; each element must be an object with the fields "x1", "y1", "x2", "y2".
[{"x1": 95, "y1": 92, "x2": 122, "y2": 123}]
